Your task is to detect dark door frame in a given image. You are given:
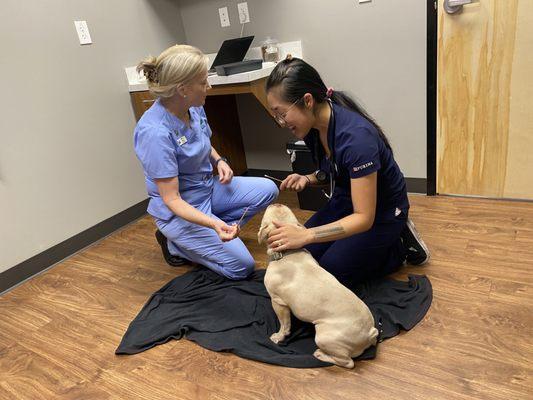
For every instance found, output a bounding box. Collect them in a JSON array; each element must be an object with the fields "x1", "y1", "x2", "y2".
[{"x1": 427, "y1": 0, "x2": 438, "y2": 195}]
